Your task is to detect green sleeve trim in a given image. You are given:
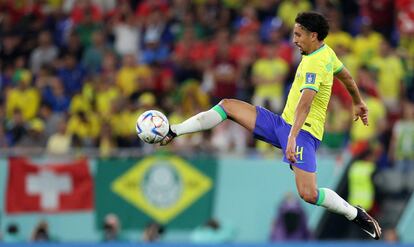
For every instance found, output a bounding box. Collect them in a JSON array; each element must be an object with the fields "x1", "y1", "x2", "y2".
[
  {"x1": 213, "y1": 105, "x2": 228, "y2": 120},
  {"x1": 300, "y1": 85, "x2": 319, "y2": 92},
  {"x1": 316, "y1": 188, "x2": 326, "y2": 206},
  {"x1": 306, "y1": 44, "x2": 327, "y2": 56},
  {"x1": 334, "y1": 64, "x2": 344, "y2": 75}
]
